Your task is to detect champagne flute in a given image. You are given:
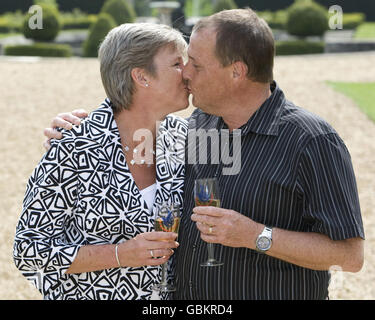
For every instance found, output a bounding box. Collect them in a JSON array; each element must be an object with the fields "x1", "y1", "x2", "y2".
[
  {"x1": 194, "y1": 178, "x2": 224, "y2": 267},
  {"x1": 151, "y1": 203, "x2": 180, "y2": 292}
]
